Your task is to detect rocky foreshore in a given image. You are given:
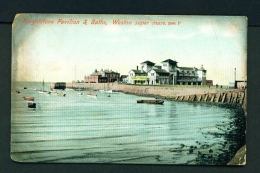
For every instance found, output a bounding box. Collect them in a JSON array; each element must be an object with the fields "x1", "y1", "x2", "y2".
[{"x1": 122, "y1": 89, "x2": 247, "y2": 165}]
